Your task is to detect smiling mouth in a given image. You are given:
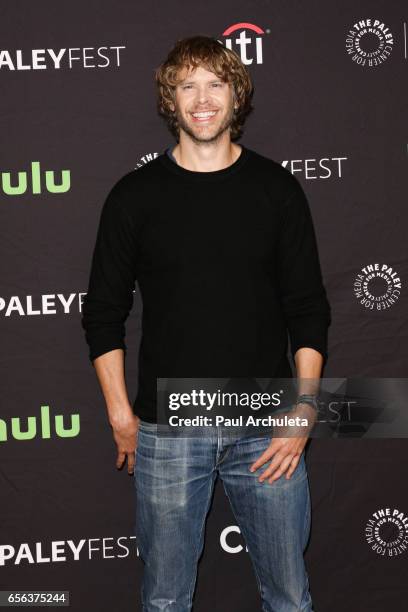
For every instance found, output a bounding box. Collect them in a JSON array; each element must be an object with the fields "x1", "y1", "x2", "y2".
[{"x1": 190, "y1": 110, "x2": 218, "y2": 122}]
